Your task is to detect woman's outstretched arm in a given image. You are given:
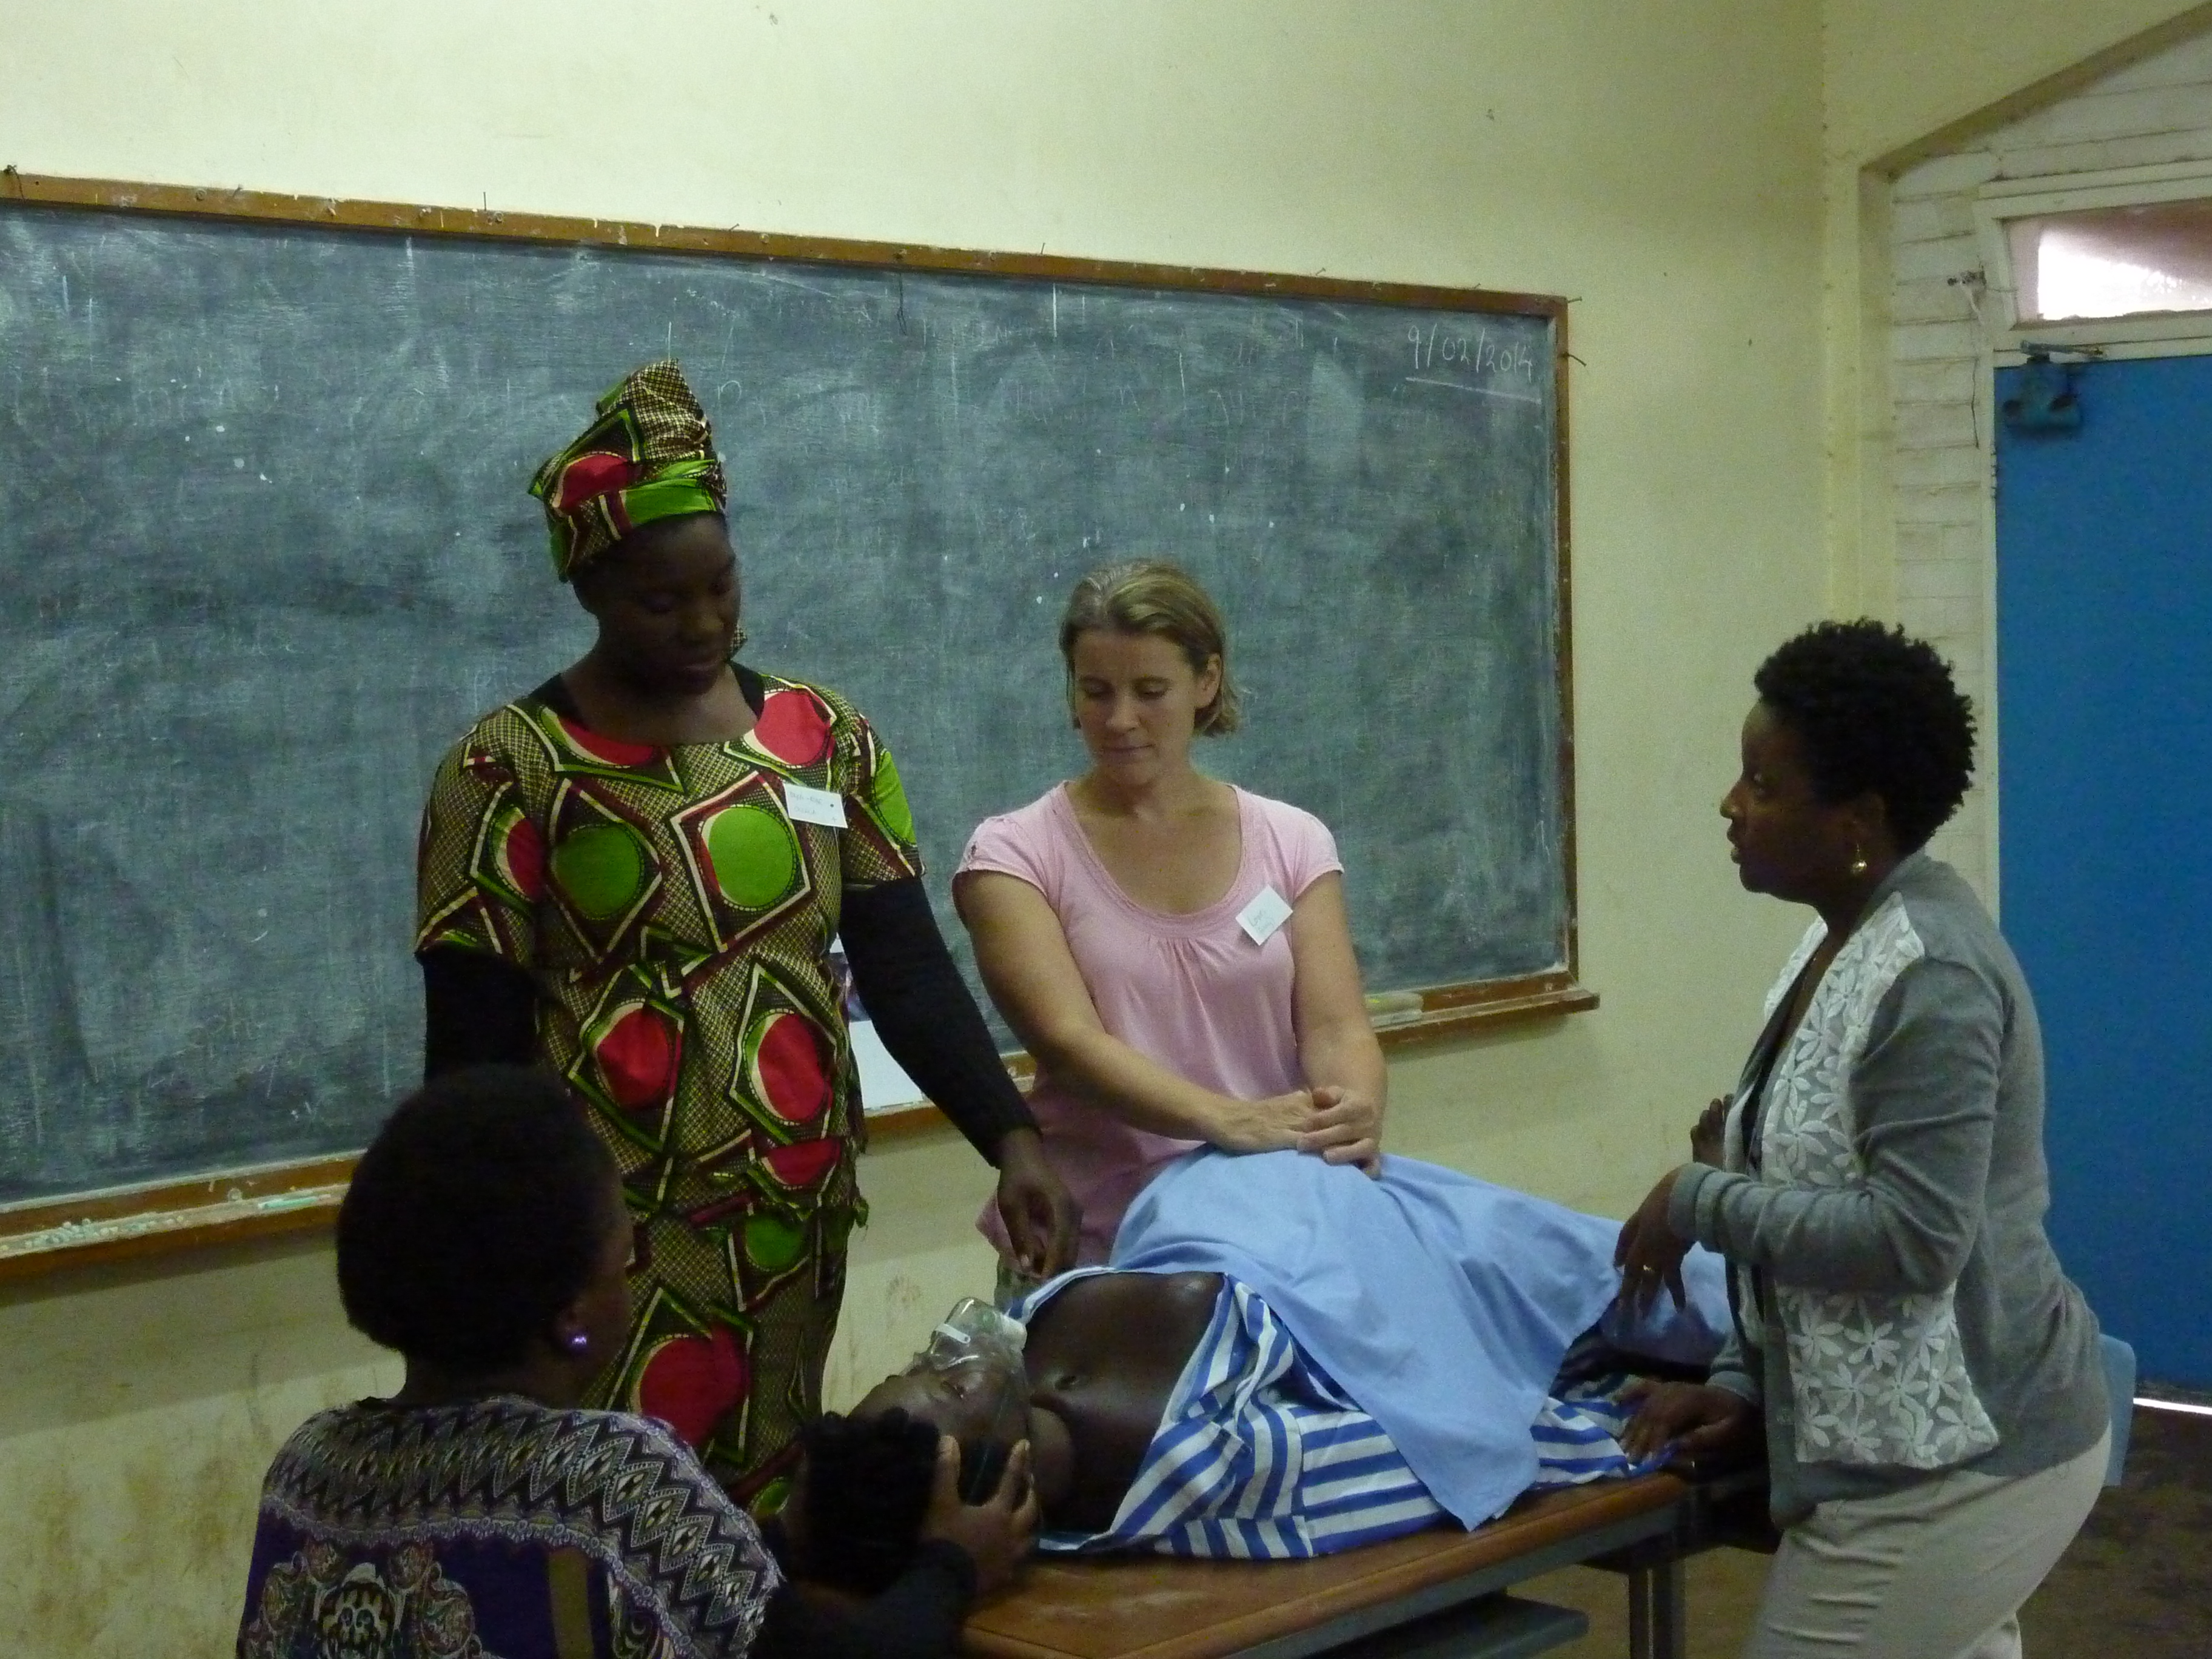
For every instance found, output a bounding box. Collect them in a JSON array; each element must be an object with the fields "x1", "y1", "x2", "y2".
[
  {"x1": 1284, "y1": 874, "x2": 1387, "y2": 1173},
  {"x1": 954, "y1": 870, "x2": 1315, "y2": 1151}
]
